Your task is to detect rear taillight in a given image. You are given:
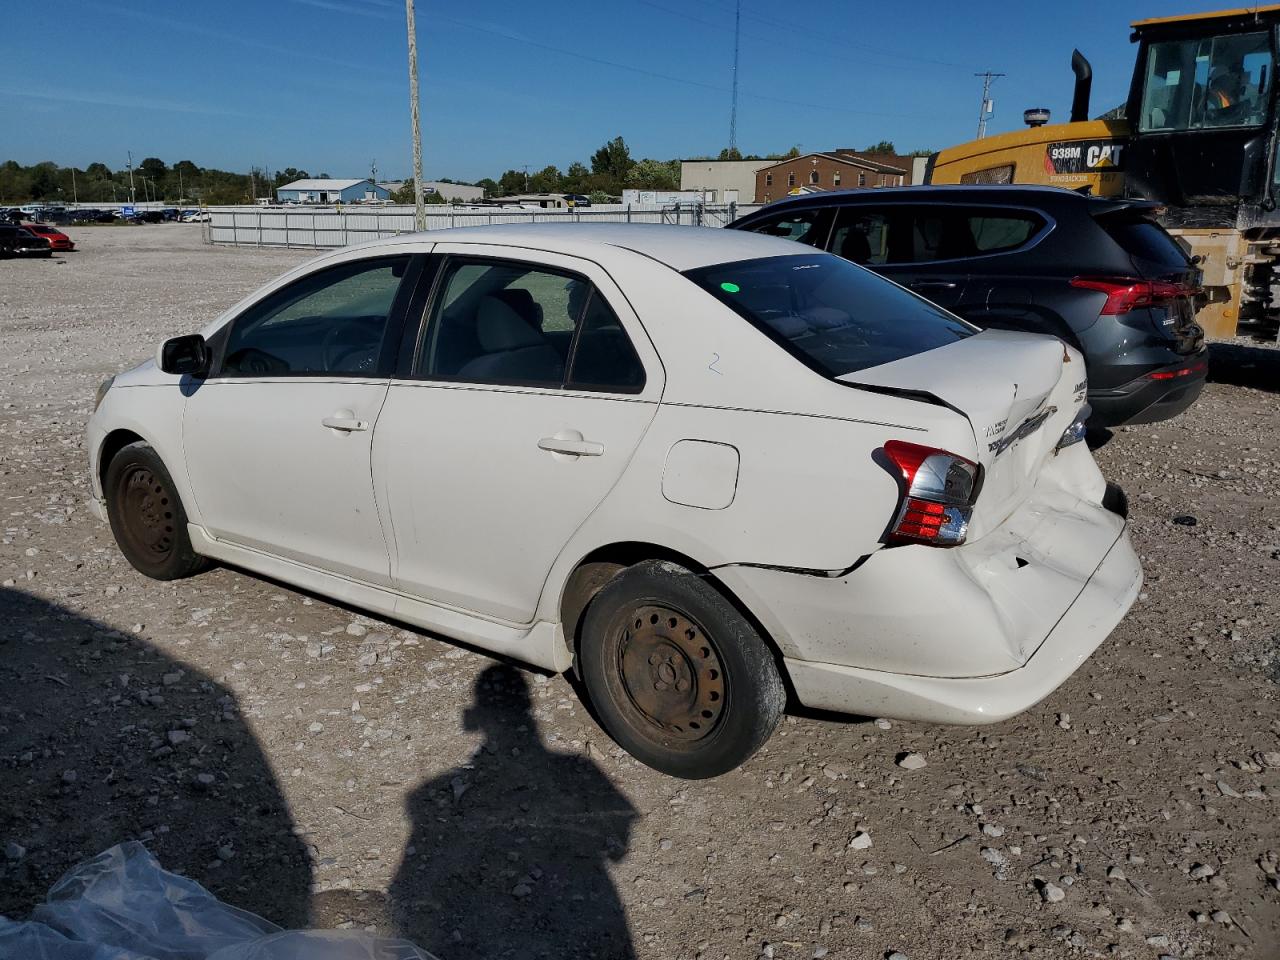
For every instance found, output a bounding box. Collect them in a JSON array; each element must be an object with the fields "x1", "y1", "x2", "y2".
[
  {"x1": 882, "y1": 440, "x2": 979, "y2": 547},
  {"x1": 1145, "y1": 359, "x2": 1207, "y2": 381},
  {"x1": 1070, "y1": 276, "x2": 1196, "y2": 315}
]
